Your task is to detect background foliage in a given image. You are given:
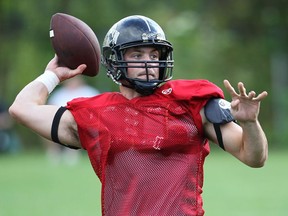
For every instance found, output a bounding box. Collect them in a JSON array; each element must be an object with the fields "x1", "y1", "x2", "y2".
[{"x1": 0, "y1": 0, "x2": 287, "y2": 149}]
